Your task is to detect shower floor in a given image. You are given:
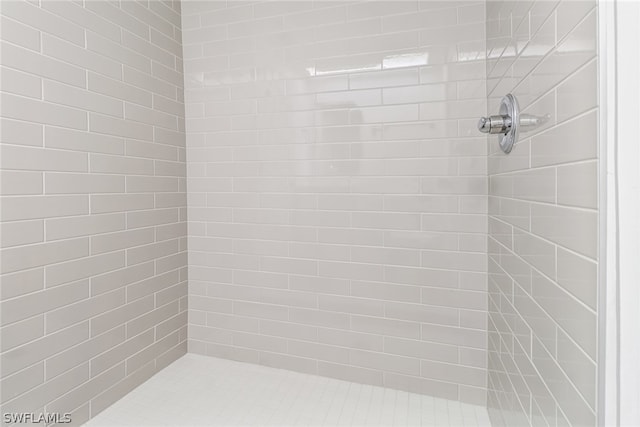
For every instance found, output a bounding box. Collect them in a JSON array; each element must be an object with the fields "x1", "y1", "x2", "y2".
[{"x1": 86, "y1": 354, "x2": 491, "y2": 426}]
